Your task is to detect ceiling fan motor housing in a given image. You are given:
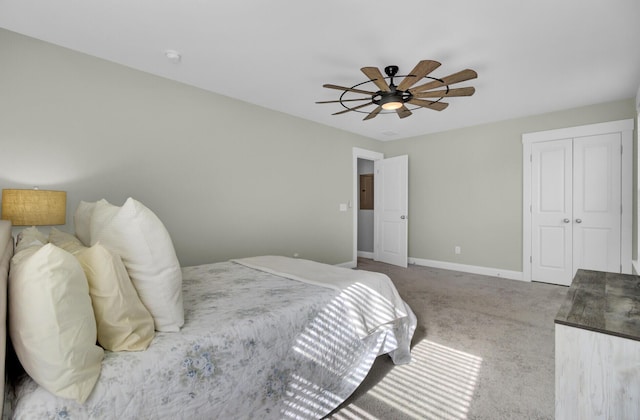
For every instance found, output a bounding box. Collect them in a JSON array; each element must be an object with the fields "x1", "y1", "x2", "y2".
[{"x1": 374, "y1": 91, "x2": 412, "y2": 108}]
